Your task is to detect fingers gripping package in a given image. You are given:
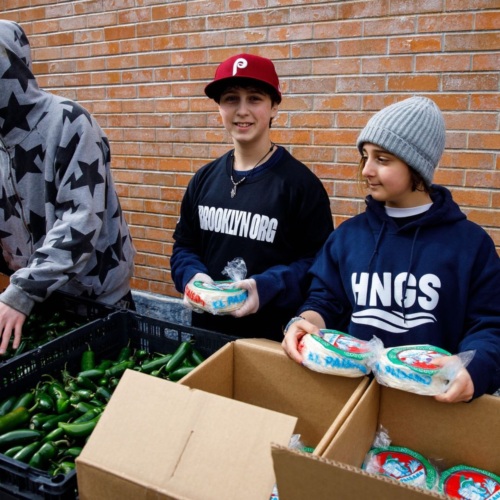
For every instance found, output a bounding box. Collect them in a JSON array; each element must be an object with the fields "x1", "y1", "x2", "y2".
[
  {"x1": 185, "y1": 280, "x2": 248, "y2": 315},
  {"x1": 371, "y1": 344, "x2": 474, "y2": 396},
  {"x1": 299, "y1": 330, "x2": 377, "y2": 378},
  {"x1": 185, "y1": 257, "x2": 248, "y2": 315}
]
